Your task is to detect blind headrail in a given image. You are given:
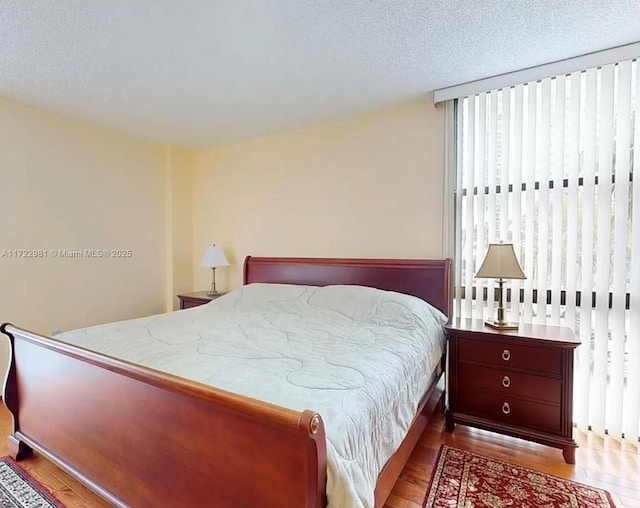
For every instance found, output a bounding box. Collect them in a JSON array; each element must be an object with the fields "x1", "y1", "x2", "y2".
[{"x1": 433, "y1": 42, "x2": 640, "y2": 103}]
